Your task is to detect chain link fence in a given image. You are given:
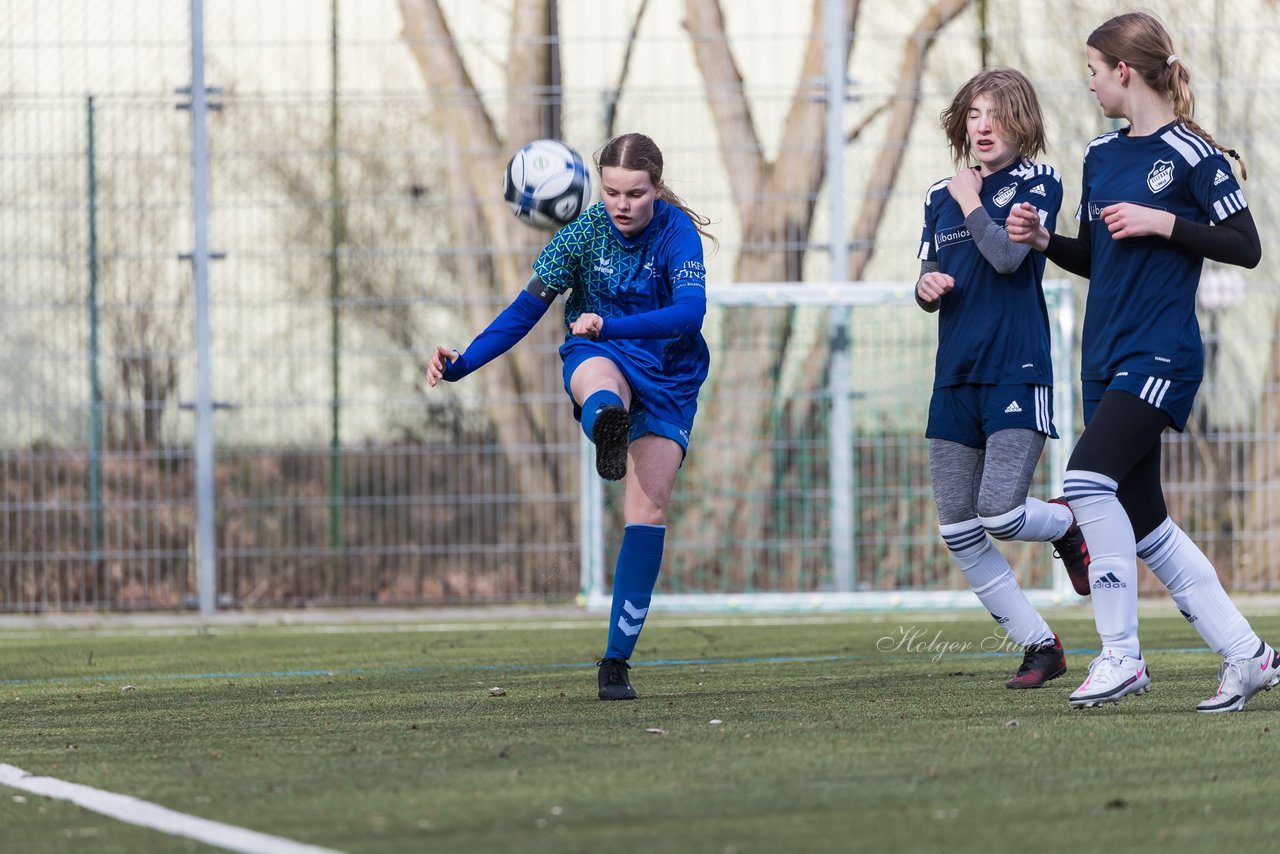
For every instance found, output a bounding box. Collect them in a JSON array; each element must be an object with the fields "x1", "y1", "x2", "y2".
[{"x1": 2, "y1": 0, "x2": 1279, "y2": 611}]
